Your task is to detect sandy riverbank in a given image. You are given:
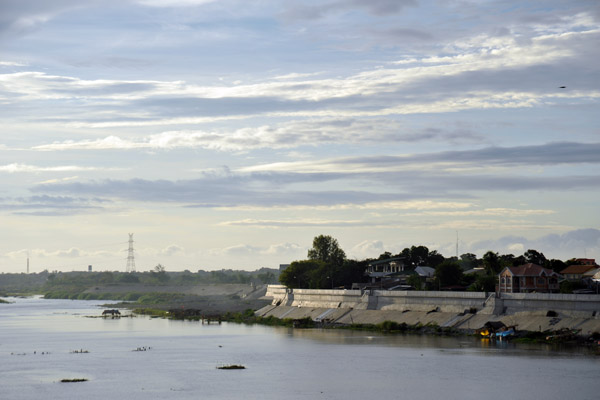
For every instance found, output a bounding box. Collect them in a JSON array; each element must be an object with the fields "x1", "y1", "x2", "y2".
[{"x1": 88, "y1": 283, "x2": 271, "y2": 315}]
